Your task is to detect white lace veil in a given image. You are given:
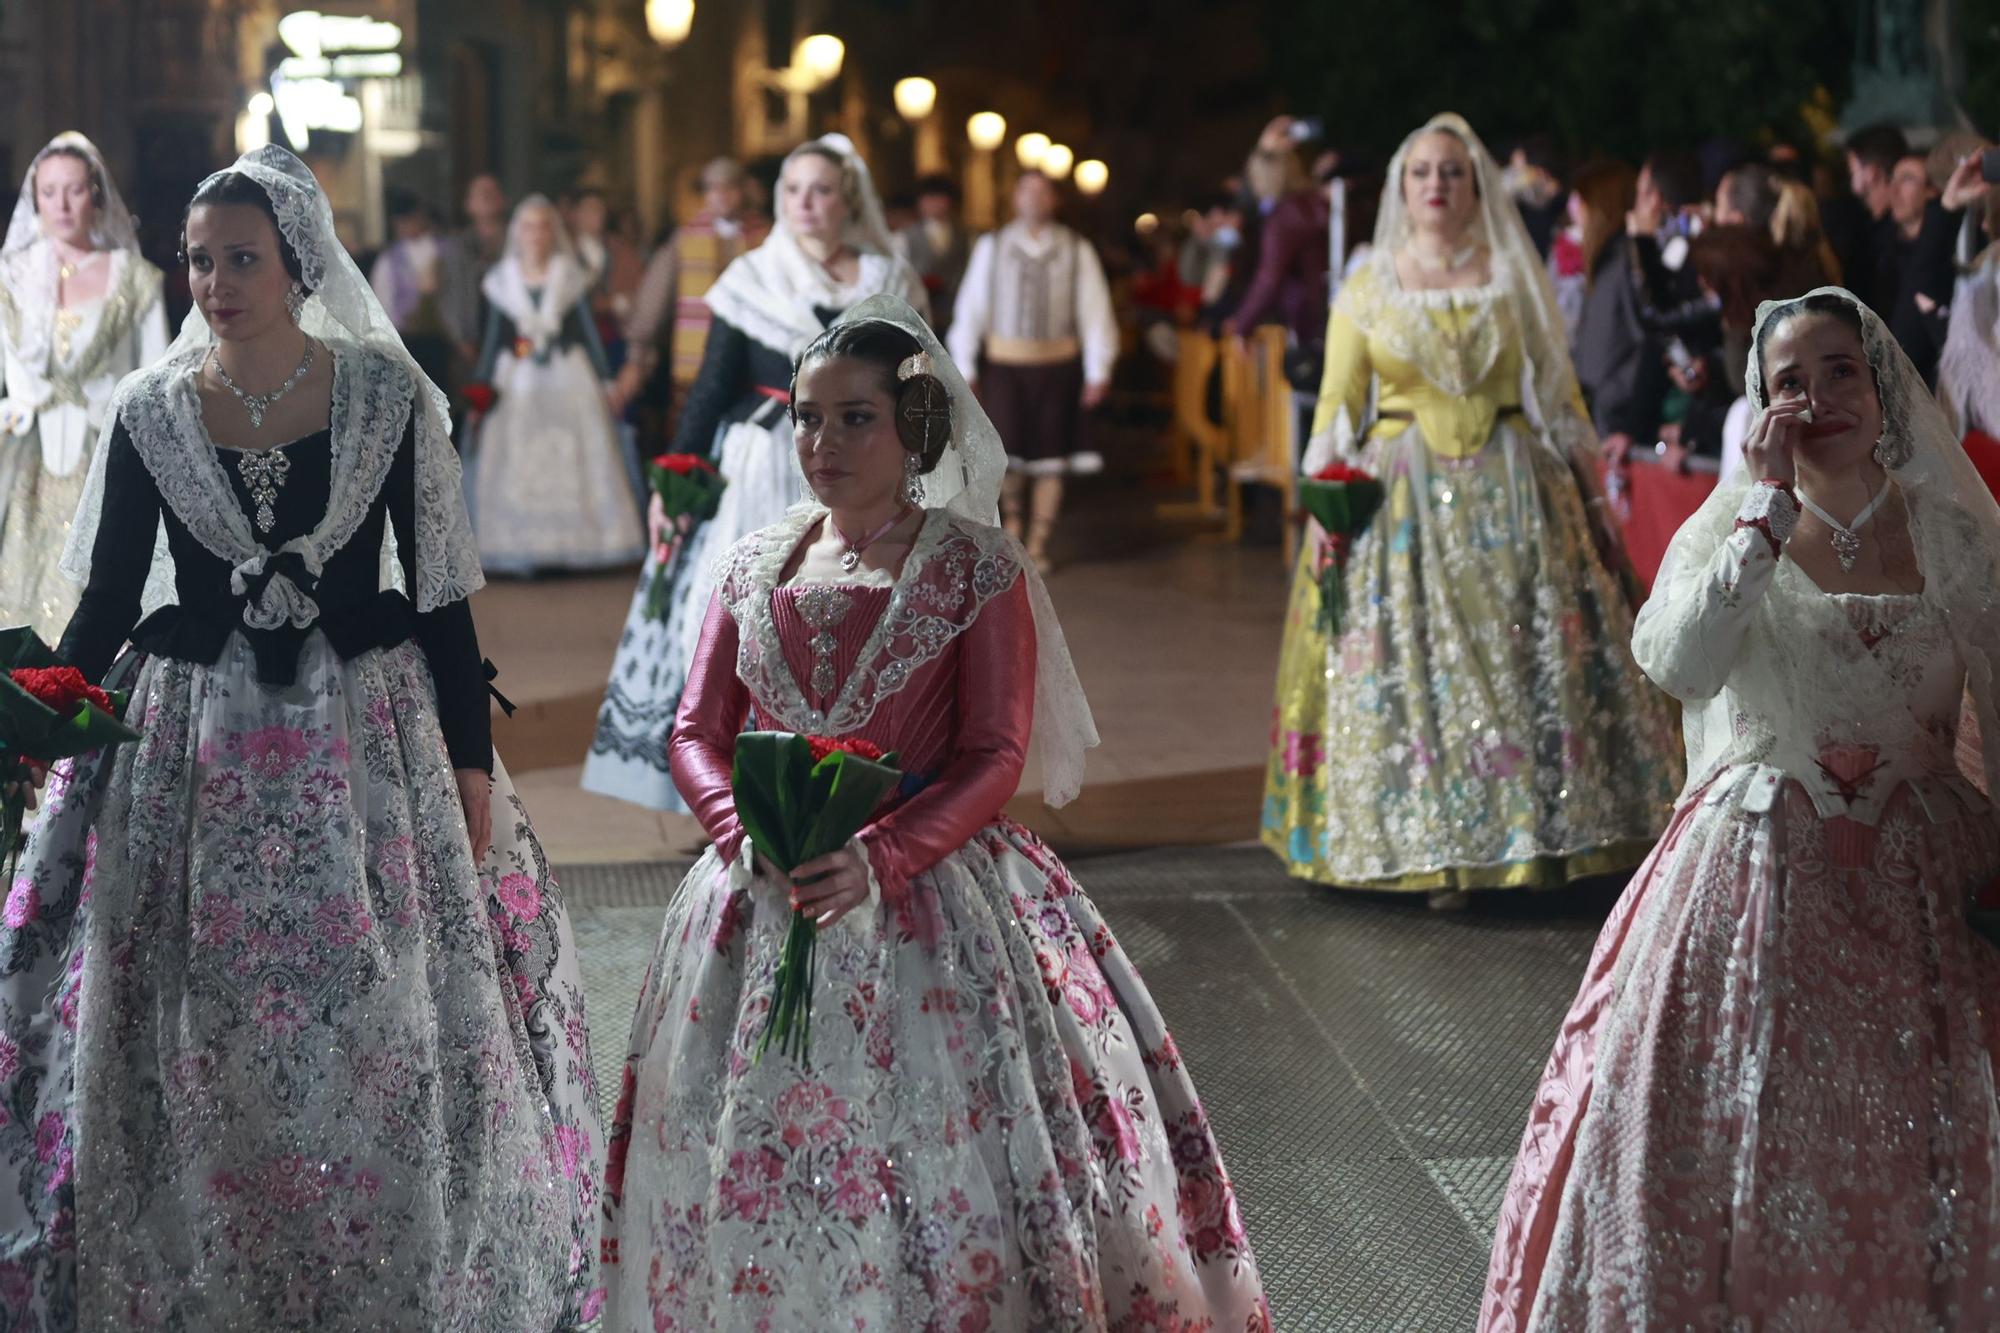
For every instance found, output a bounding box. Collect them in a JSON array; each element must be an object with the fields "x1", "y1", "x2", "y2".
[
  {"x1": 1653, "y1": 286, "x2": 2000, "y2": 796},
  {"x1": 2, "y1": 132, "x2": 141, "y2": 258},
  {"x1": 702, "y1": 133, "x2": 926, "y2": 358},
  {"x1": 1372, "y1": 112, "x2": 1589, "y2": 447},
  {"x1": 2, "y1": 133, "x2": 145, "y2": 373},
  {"x1": 482, "y1": 194, "x2": 590, "y2": 341},
  {"x1": 61, "y1": 144, "x2": 483, "y2": 614},
  {"x1": 820, "y1": 291, "x2": 1098, "y2": 805},
  {"x1": 781, "y1": 133, "x2": 898, "y2": 259}
]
